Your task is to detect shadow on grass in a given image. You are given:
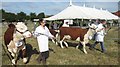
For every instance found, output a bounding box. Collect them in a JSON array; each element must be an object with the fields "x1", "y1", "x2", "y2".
[
  {"x1": 18, "y1": 43, "x2": 39, "y2": 64},
  {"x1": 58, "y1": 41, "x2": 92, "y2": 53},
  {"x1": 26, "y1": 43, "x2": 39, "y2": 64}
]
